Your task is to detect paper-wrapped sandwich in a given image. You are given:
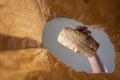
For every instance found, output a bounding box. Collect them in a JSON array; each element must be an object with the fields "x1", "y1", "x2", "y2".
[{"x1": 57, "y1": 27, "x2": 99, "y2": 57}]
